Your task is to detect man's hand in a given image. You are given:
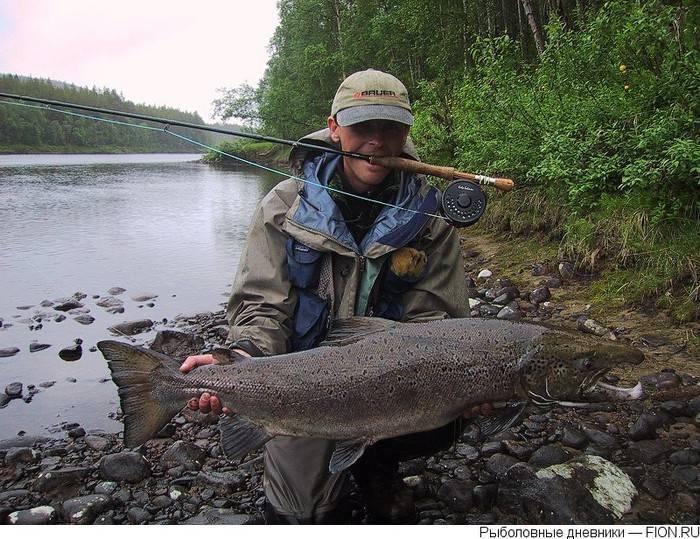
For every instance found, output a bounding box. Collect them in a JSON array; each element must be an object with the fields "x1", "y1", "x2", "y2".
[
  {"x1": 180, "y1": 349, "x2": 251, "y2": 415},
  {"x1": 462, "y1": 402, "x2": 494, "y2": 419}
]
